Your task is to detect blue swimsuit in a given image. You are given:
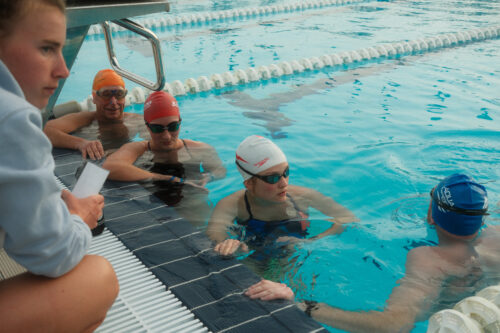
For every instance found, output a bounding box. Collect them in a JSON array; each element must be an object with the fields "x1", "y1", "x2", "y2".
[{"x1": 237, "y1": 191, "x2": 310, "y2": 247}]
